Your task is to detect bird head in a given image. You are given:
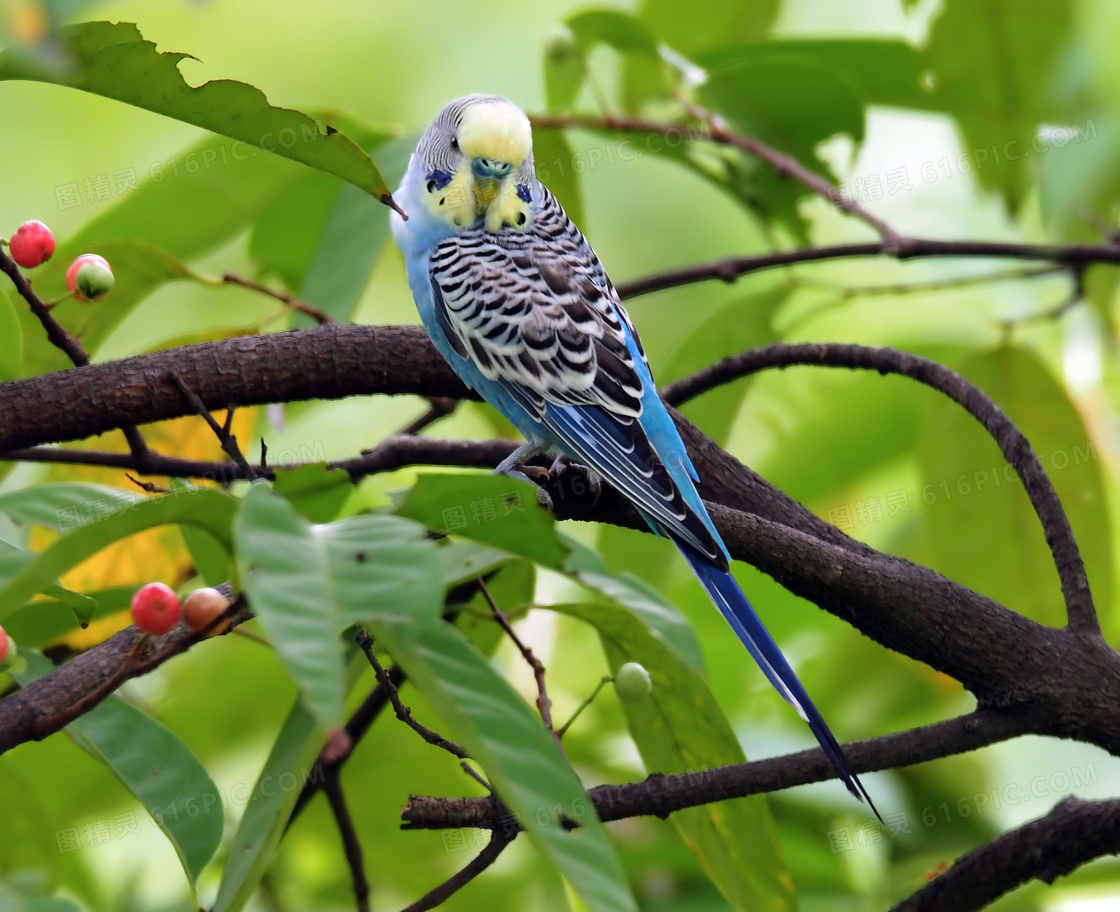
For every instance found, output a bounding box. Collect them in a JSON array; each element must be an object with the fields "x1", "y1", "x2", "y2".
[{"x1": 410, "y1": 95, "x2": 536, "y2": 233}]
